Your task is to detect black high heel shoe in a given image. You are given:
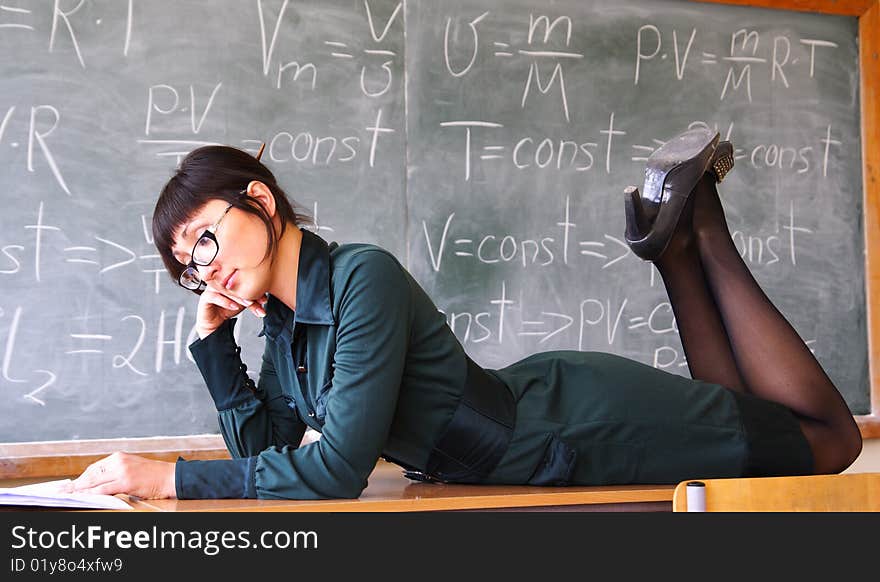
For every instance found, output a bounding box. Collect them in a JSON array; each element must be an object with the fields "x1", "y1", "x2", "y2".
[{"x1": 624, "y1": 128, "x2": 734, "y2": 261}]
